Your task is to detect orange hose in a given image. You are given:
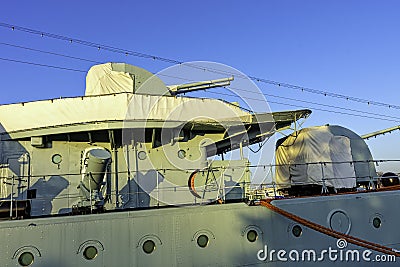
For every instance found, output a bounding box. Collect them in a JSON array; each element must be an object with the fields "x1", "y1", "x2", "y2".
[{"x1": 259, "y1": 199, "x2": 400, "y2": 257}]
